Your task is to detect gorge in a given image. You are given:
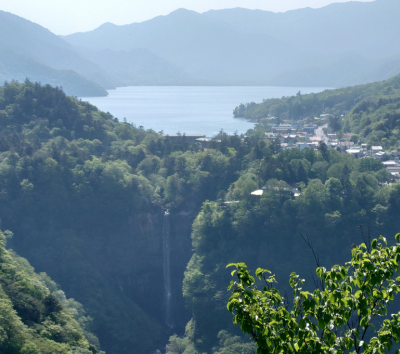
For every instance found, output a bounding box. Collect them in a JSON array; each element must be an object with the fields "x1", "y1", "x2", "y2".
[{"x1": 1, "y1": 72, "x2": 400, "y2": 353}]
